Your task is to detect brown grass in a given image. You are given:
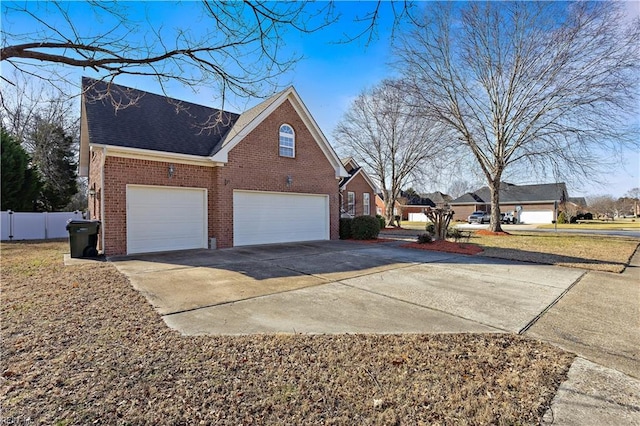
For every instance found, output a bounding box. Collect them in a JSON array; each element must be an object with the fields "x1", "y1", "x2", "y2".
[
  {"x1": 0, "y1": 241, "x2": 574, "y2": 425},
  {"x1": 401, "y1": 240, "x2": 484, "y2": 255},
  {"x1": 473, "y1": 232, "x2": 639, "y2": 273}
]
